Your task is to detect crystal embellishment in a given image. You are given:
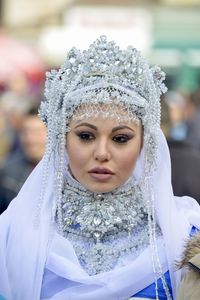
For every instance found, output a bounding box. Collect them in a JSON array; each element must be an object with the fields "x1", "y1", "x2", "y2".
[{"x1": 56, "y1": 178, "x2": 161, "y2": 275}]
